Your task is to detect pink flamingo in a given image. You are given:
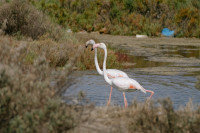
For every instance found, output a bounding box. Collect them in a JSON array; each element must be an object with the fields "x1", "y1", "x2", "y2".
[
  {"x1": 92, "y1": 43, "x2": 154, "y2": 108},
  {"x1": 86, "y1": 40, "x2": 129, "y2": 107}
]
